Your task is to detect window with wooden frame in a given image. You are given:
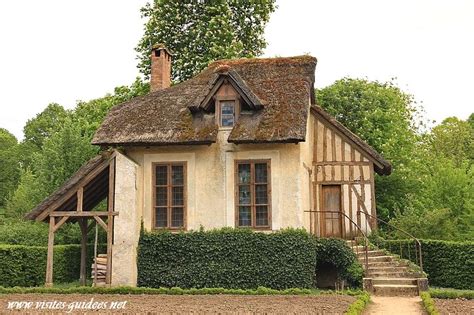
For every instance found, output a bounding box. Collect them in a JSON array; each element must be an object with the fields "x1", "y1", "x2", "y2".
[
  {"x1": 235, "y1": 160, "x2": 271, "y2": 229},
  {"x1": 216, "y1": 98, "x2": 241, "y2": 128},
  {"x1": 153, "y1": 163, "x2": 186, "y2": 229}
]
